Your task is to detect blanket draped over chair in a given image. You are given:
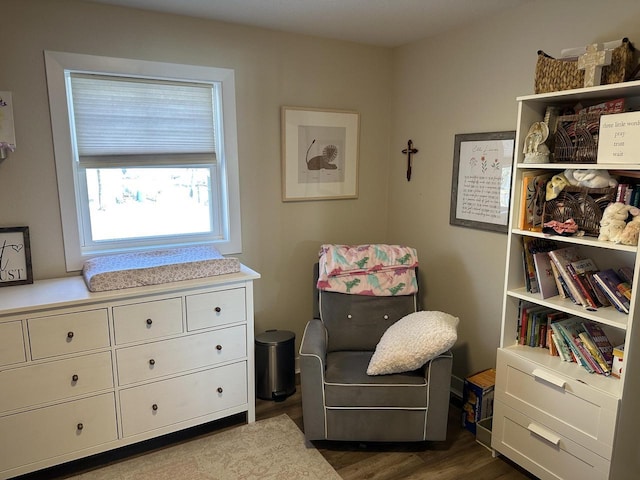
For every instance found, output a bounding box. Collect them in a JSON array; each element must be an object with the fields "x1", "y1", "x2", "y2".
[{"x1": 317, "y1": 244, "x2": 418, "y2": 296}]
